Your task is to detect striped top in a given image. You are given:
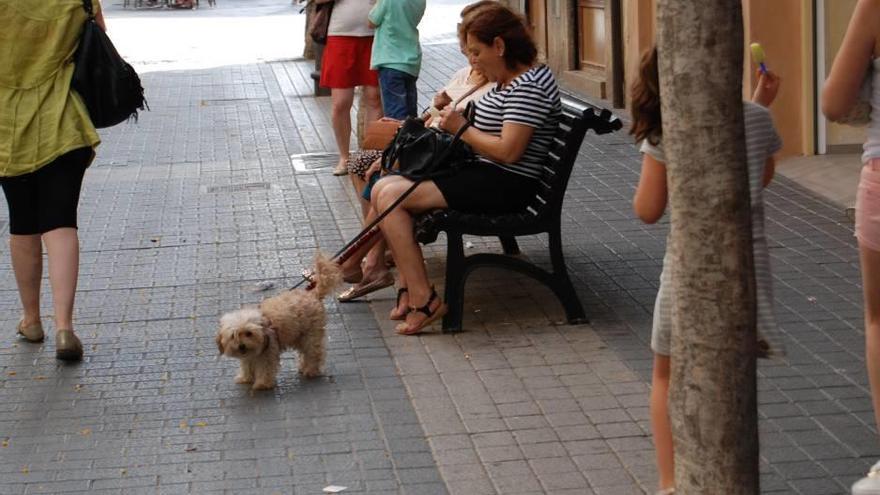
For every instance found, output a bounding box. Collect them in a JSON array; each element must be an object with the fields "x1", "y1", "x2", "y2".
[
  {"x1": 641, "y1": 101, "x2": 785, "y2": 357},
  {"x1": 472, "y1": 64, "x2": 561, "y2": 179}
]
